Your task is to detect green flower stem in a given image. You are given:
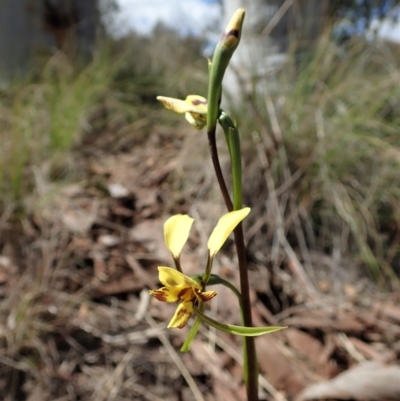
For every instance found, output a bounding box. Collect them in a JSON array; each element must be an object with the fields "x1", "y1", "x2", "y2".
[
  {"x1": 183, "y1": 270, "x2": 239, "y2": 353},
  {"x1": 173, "y1": 256, "x2": 183, "y2": 273},
  {"x1": 219, "y1": 112, "x2": 243, "y2": 210},
  {"x1": 206, "y1": 9, "x2": 258, "y2": 401},
  {"x1": 207, "y1": 124, "x2": 258, "y2": 396},
  {"x1": 201, "y1": 254, "x2": 213, "y2": 288},
  {"x1": 180, "y1": 303, "x2": 205, "y2": 353},
  {"x1": 205, "y1": 273, "x2": 242, "y2": 301},
  {"x1": 202, "y1": 273, "x2": 249, "y2": 384},
  {"x1": 207, "y1": 137, "x2": 258, "y2": 401},
  {"x1": 214, "y1": 91, "x2": 258, "y2": 401},
  {"x1": 233, "y1": 225, "x2": 257, "y2": 389},
  {"x1": 219, "y1": 110, "x2": 257, "y2": 392},
  {"x1": 207, "y1": 130, "x2": 233, "y2": 211},
  {"x1": 208, "y1": 86, "x2": 258, "y2": 401},
  {"x1": 195, "y1": 271, "x2": 245, "y2": 330},
  {"x1": 206, "y1": 10, "x2": 245, "y2": 212},
  {"x1": 187, "y1": 254, "x2": 219, "y2": 353}
]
